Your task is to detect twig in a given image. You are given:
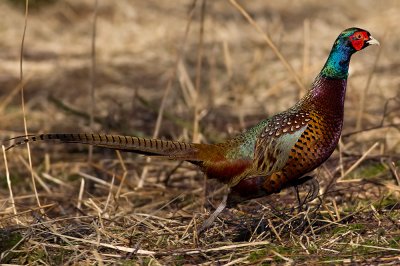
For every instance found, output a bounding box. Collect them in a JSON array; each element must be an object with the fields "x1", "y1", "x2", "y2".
[
  {"x1": 267, "y1": 219, "x2": 283, "y2": 244},
  {"x1": 195, "y1": 0, "x2": 207, "y2": 216},
  {"x1": 301, "y1": 19, "x2": 310, "y2": 98},
  {"x1": 342, "y1": 123, "x2": 400, "y2": 138},
  {"x1": 38, "y1": 230, "x2": 271, "y2": 256},
  {"x1": 380, "y1": 96, "x2": 400, "y2": 126},
  {"x1": 103, "y1": 174, "x2": 115, "y2": 213},
  {"x1": 192, "y1": 0, "x2": 206, "y2": 143},
  {"x1": 19, "y1": 0, "x2": 42, "y2": 210},
  {"x1": 389, "y1": 161, "x2": 400, "y2": 186},
  {"x1": 138, "y1": 0, "x2": 197, "y2": 188},
  {"x1": 338, "y1": 142, "x2": 380, "y2": 181},
  {"x1": 18, "y1": 155, "x2": 51, "y2": 193},
  {"x1": 332, "y1": 198, "x2": 340, "y2": 221},
  {"x1": 77, "y1": 177, "x2": 85, "y2": 211},
  {"x1": 78, "y1": 171, "x2": 115, "y2": 188},
  {"x1": 115, "y1": 149, "x2": 128, "y2": 199},
  {"x1": 228, "y1": 0, "x2": 305, "y2": 91},
  {"x1": 340, "y1": 242, "x2": 400, "y2": 252},
  {"x1": 88, "y1": 0, "x2": 99, "y2": 162},
  {"x1": 2, "y1": 145, "x2": 20, "y2": 224},
  {"x1": 270, "y1": 249, "x2": 293, "y2": 263}
]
